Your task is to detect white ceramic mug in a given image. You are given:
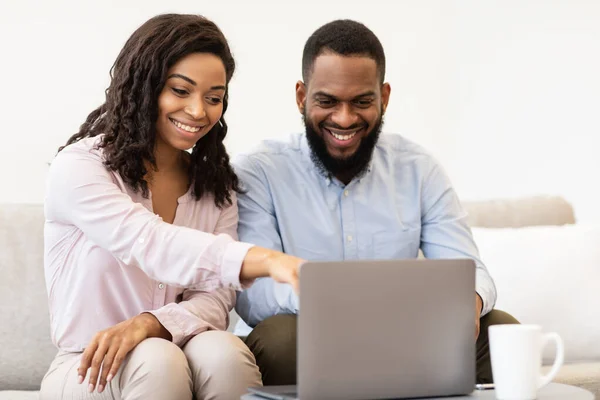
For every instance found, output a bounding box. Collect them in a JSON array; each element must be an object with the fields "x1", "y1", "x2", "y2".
[{"x1": 488, "y1": 324, "x2": 564, "y2": 400}]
